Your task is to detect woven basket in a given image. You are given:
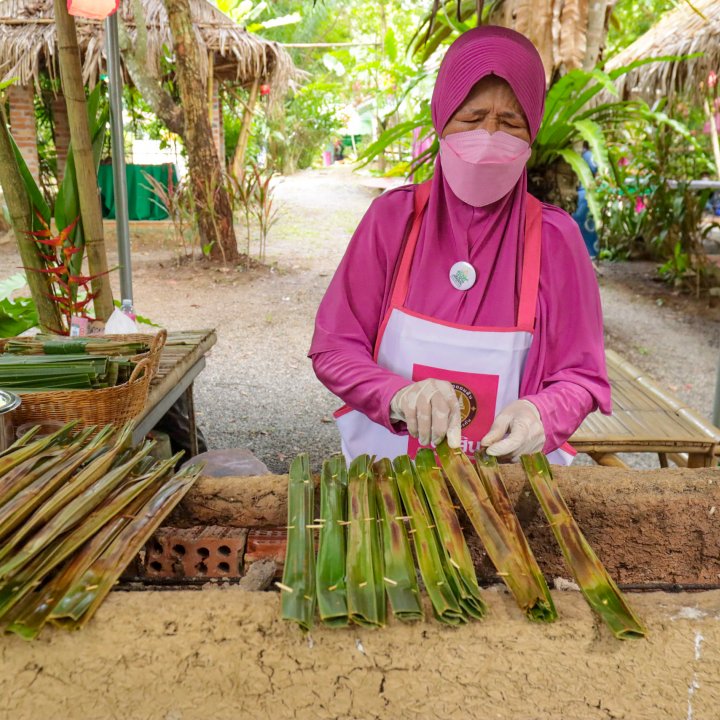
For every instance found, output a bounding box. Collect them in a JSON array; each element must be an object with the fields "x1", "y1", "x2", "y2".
[
  {"x1": 123, "y1": 329, "x2": 167, "y2": 379},
  {"x1": 12, "y1": 357, "x2": 153, "y2": 430}
]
